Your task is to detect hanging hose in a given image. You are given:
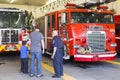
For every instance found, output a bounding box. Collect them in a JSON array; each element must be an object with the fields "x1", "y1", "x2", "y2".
[{"x1": 77, "y1": 45, "x2": 92, "y2": 54}]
